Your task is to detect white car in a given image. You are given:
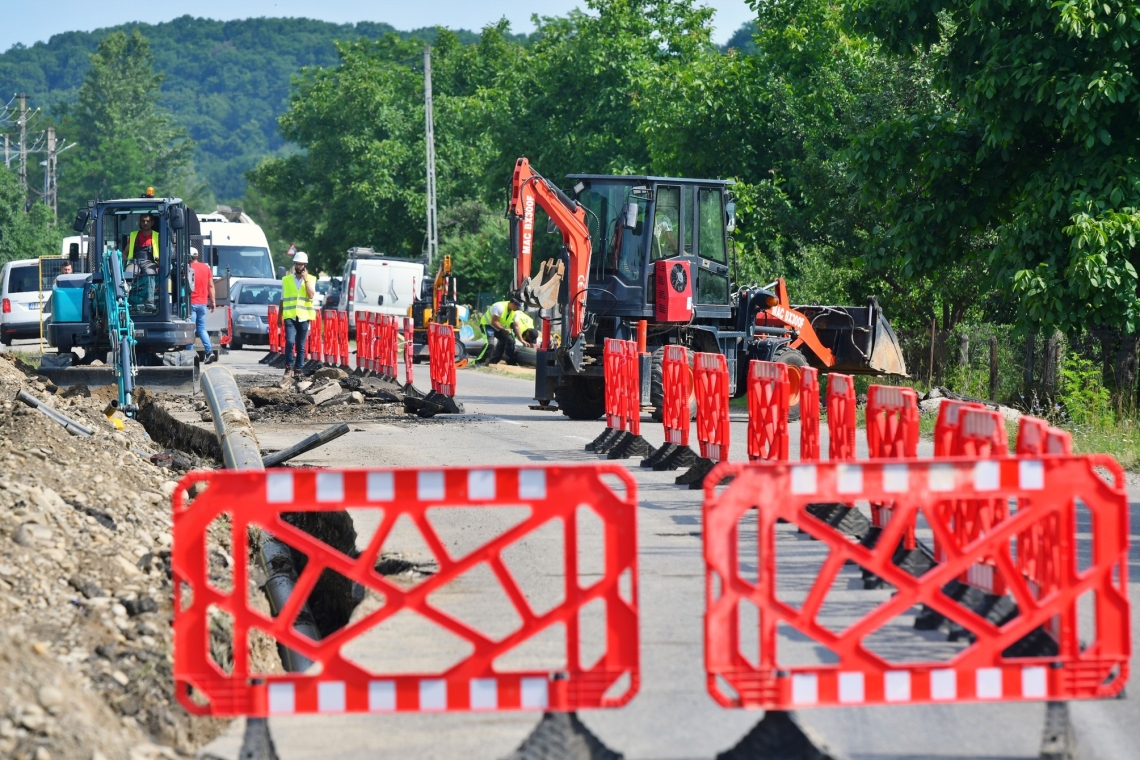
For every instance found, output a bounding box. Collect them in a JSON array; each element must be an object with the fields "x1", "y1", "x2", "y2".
[{"x1": 0, "y1": 259, "x2": 50, "y2": 345}]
